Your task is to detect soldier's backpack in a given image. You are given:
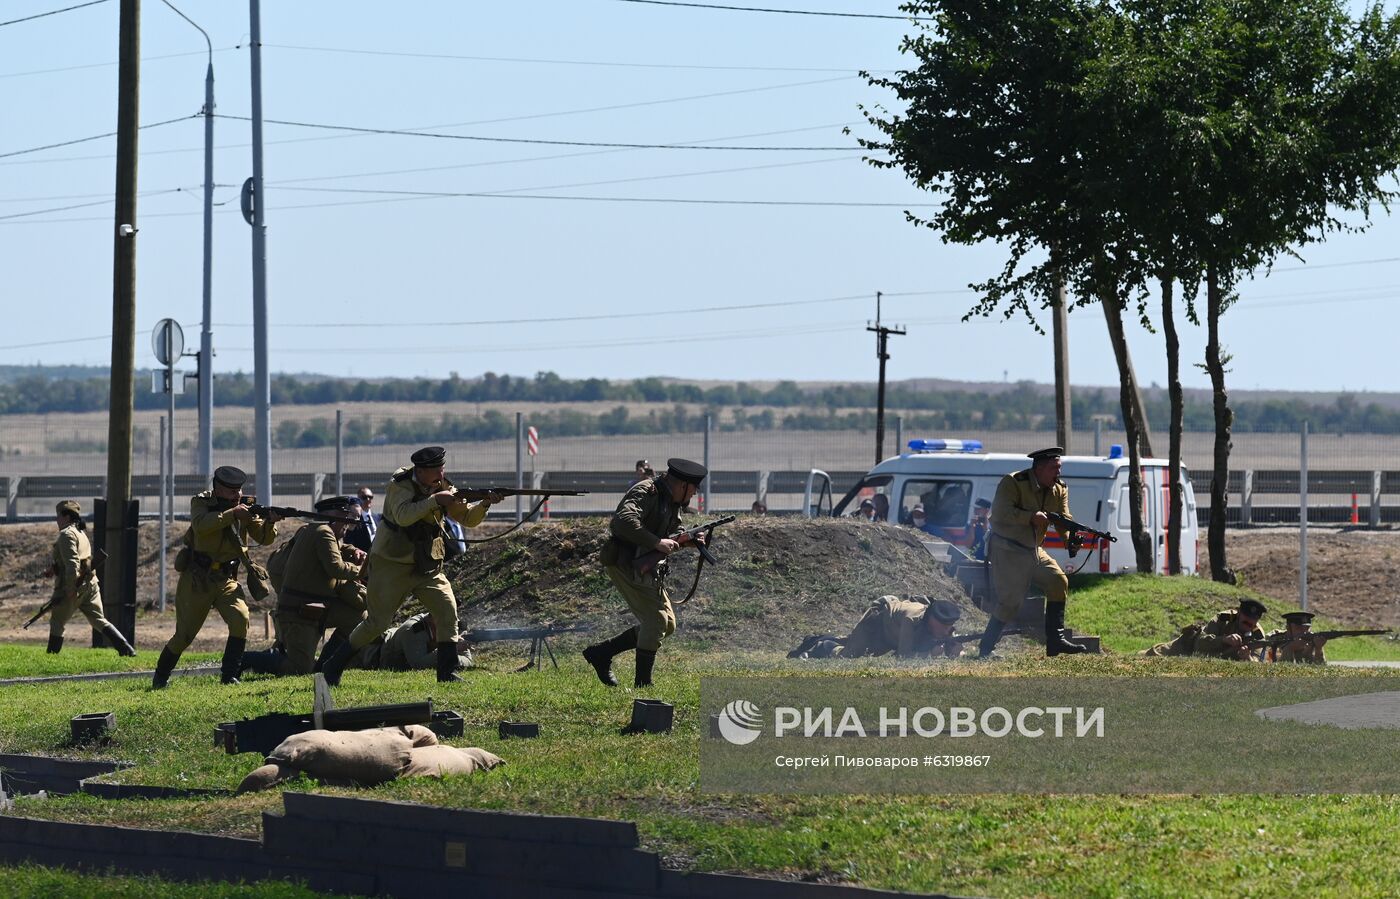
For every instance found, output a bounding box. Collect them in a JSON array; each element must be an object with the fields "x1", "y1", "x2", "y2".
[{"x1": 264, "y1": 526, "x2": 306, "y2": 595}]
